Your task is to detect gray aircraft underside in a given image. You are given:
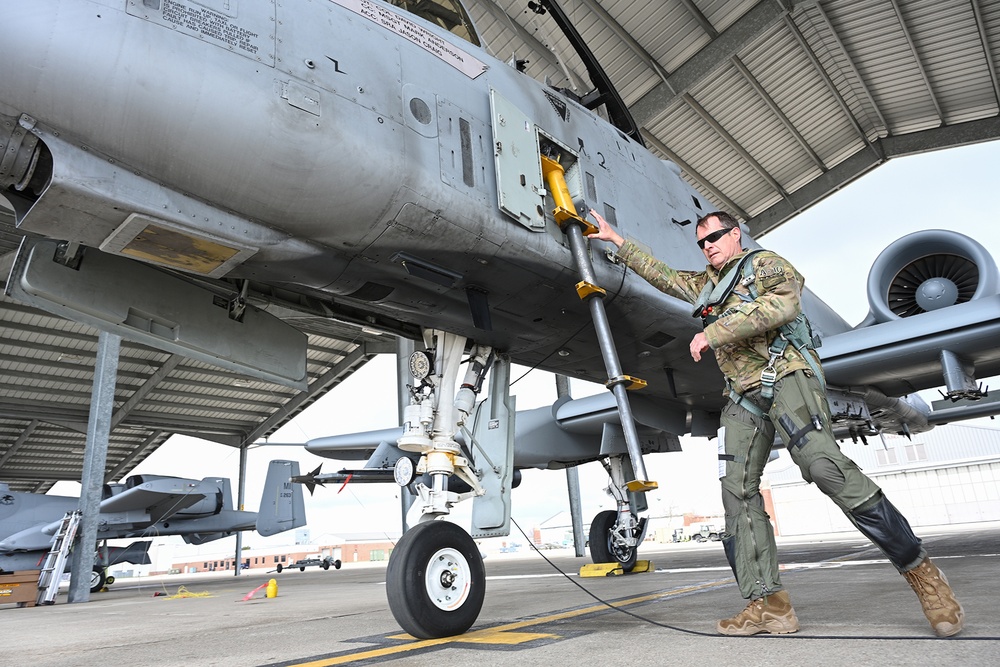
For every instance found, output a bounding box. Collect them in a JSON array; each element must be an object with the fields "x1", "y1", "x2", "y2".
[{"x1": 3, "y1": 1, "x2": 999, "y2": 436}]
